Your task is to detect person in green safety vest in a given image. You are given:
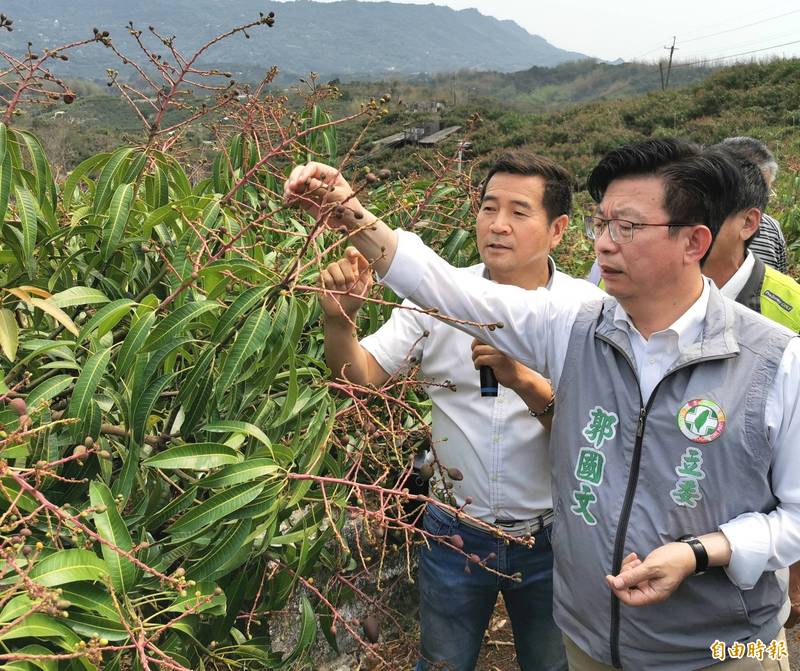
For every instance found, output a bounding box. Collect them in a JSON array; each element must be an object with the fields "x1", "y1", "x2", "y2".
[
  {"x1": 702, "y1": 144, "x2": 800, "y2": 333},
  {"x1": 702, "y1": 142, "x2": 800, "y2": 633}
]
